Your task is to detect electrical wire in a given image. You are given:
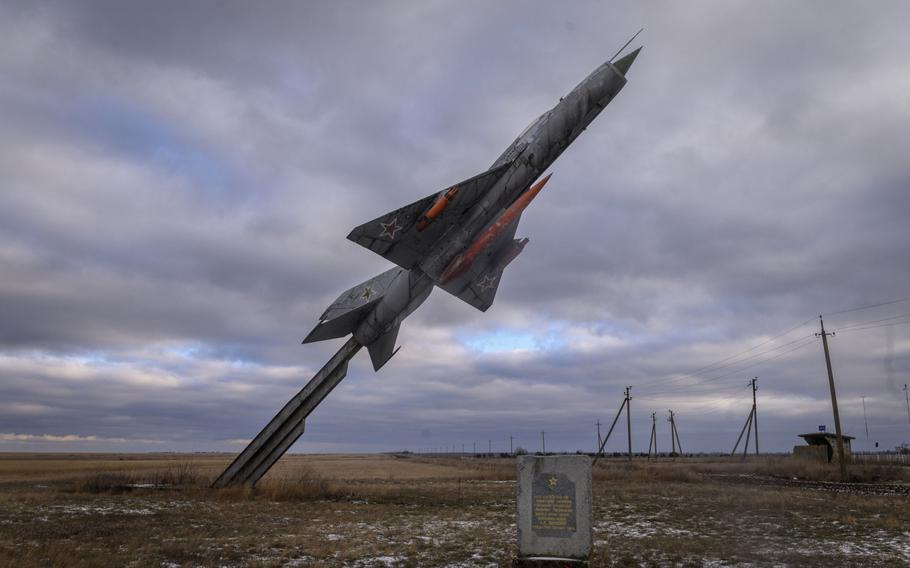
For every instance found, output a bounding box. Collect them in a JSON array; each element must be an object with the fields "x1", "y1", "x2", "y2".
[
  {"x1": 636, "y1": 329, "x2": 816, "y2": 393},
  {"x1": 825, "y1": 296, "x2": 910, "y2": 317},
  {"x1": 833, "y1": 311, "x2": 910, "y2": 332},
  {"x1": 595, "y1": 296, "x2": 910, "y2": 430},
  {"x1": 639, "y1": 335, "x2": 817, "y2": 397},
  {"x1": 835, "y1": 319, "x2": 910, "y2": 334},
  {"x1": 671, "y1": 317, "x2": 815, "y2": 379}
]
